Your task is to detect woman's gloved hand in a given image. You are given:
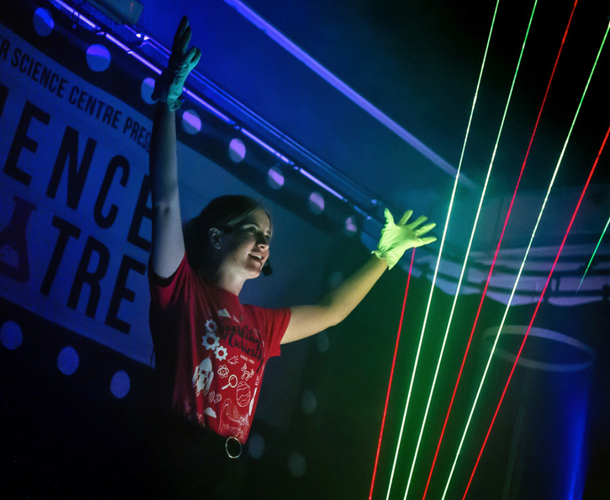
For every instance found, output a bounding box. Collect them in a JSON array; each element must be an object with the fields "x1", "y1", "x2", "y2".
[
  {"x1": 373, "y1": 209, "x2": 437, "y2": 269},
  {"x1": 152, "y1": 16, "x2": 202, "y2": 110}
]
